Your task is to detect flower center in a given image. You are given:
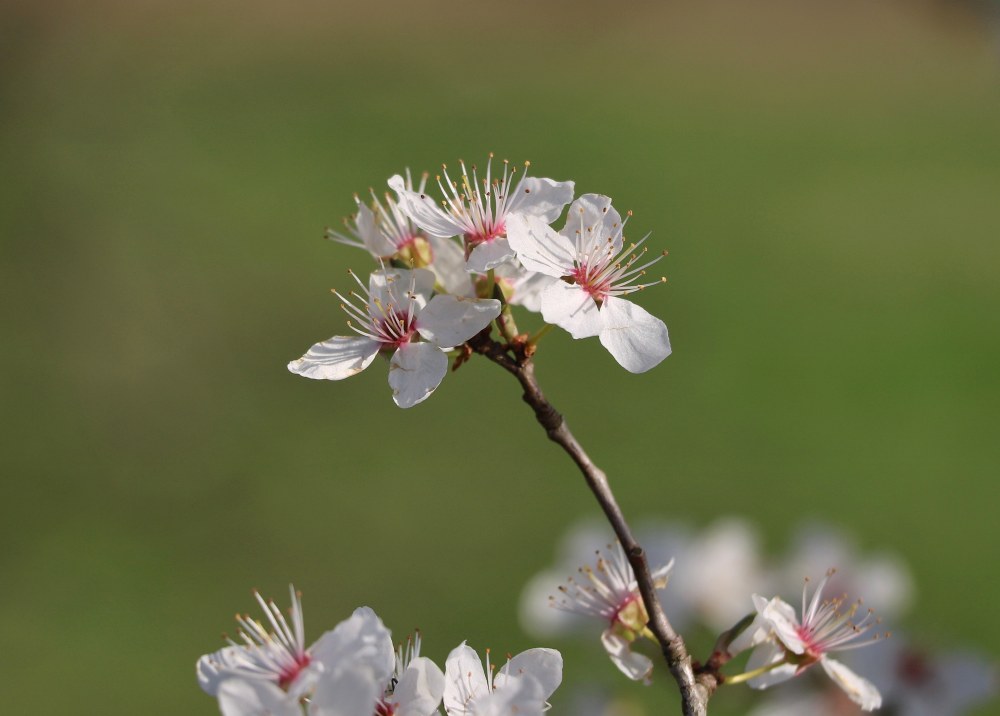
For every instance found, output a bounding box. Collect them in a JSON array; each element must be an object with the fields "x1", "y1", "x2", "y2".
[
  {"x1": 568, "y1": 264, "x2": 612, "y2": 304},
  {"x1": 277, "y1": 653, "x2": 311, "y2": 691},
  {"x1": 464, "y1": 221, "x2": 505, "y2": 248},
  {"x1": 396, "y1": 235, "x2": 433, "y2": 268},
  {"x1": 375, "y1": 699, "x2": 397, "y2": 716},
  {"x1": 377, "y1": 310, "x2": 417, "y2": 348}
]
